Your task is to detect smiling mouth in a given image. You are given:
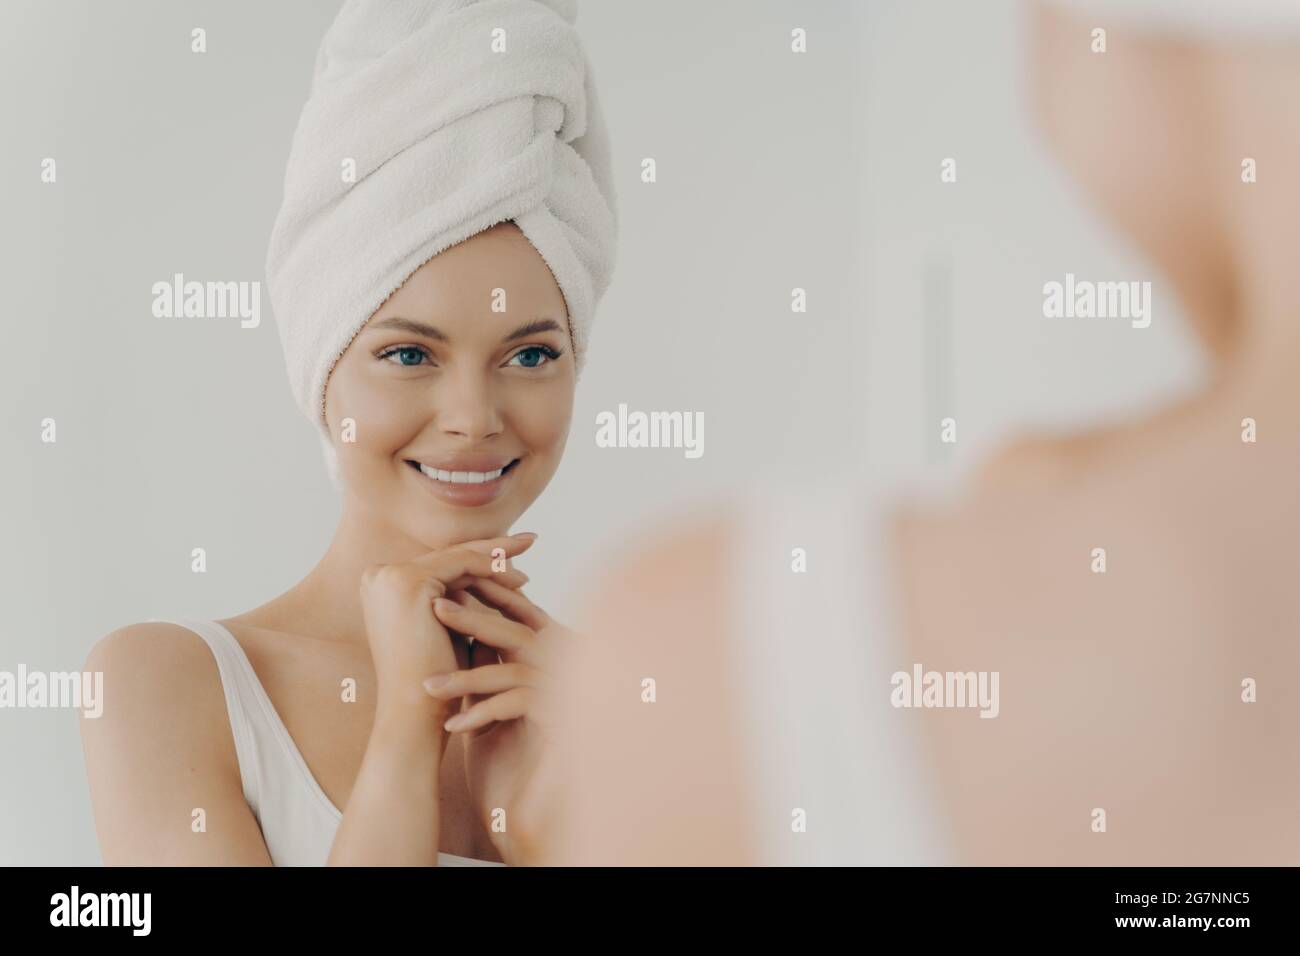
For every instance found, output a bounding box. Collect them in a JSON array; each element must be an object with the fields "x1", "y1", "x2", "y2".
[{"x1": 404, "y1": 458, "x2": 520, "y2": 485}]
